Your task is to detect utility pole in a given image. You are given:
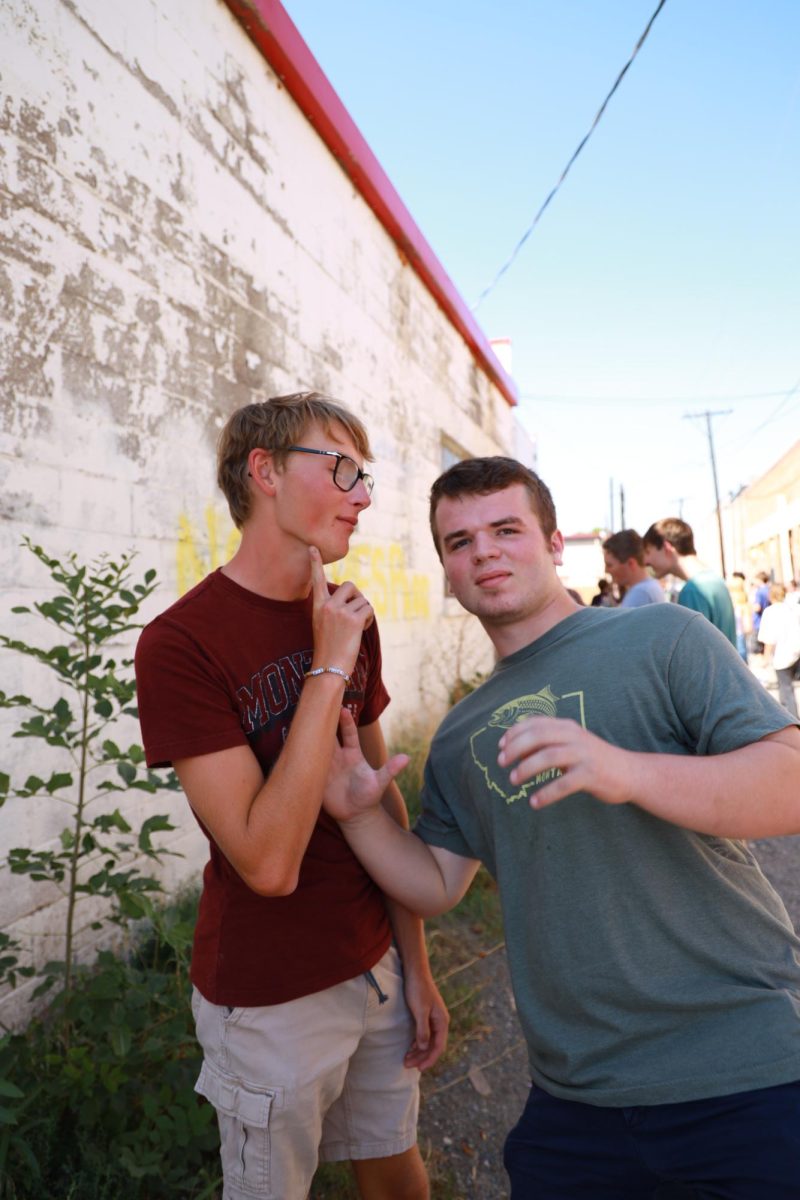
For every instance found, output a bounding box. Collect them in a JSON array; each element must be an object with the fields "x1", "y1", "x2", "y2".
[
  {"x1": 683, "y1": 409, "x2": 732, "y2": 577},
  {"x1": 608, "y1": 477, "x2": 615, "y2": 532},
  {"x1": 619, "y1": 483, "x2": 626, "y2": 528}
]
